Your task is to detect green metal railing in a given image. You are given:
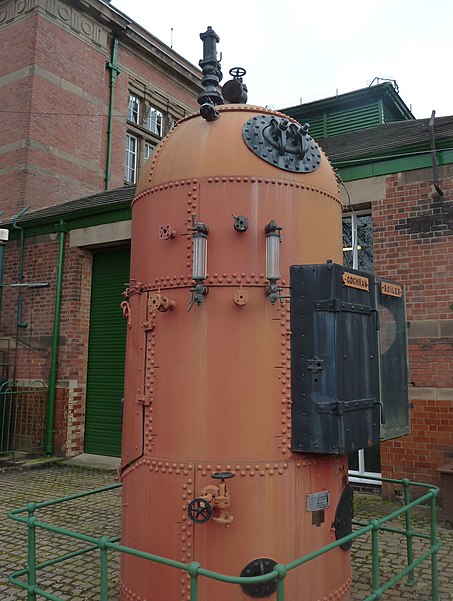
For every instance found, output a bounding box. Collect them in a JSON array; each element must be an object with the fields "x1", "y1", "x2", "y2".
[
  {"x1": 8, "y1": 475, "x2": 440, "y2": 601},
  {"x1": 0, "y1": 380, "x2": 47, "y2": 457}
]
